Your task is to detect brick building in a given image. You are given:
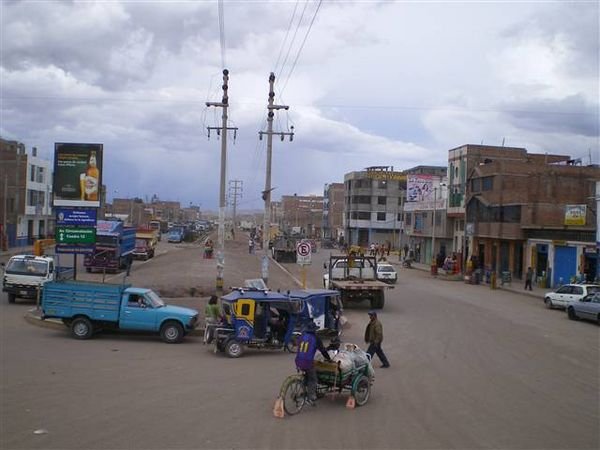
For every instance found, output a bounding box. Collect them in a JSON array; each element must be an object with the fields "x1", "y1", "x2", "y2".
[
  {"x1": 467, "y1": 158, "x2": 600, "y2": 285},
  {"x1": 280, "y1": 194, "x2": 323, "y2": 238},
  {"x1": 322, "y1": 183, "x2": 344, "y2": 240}
]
